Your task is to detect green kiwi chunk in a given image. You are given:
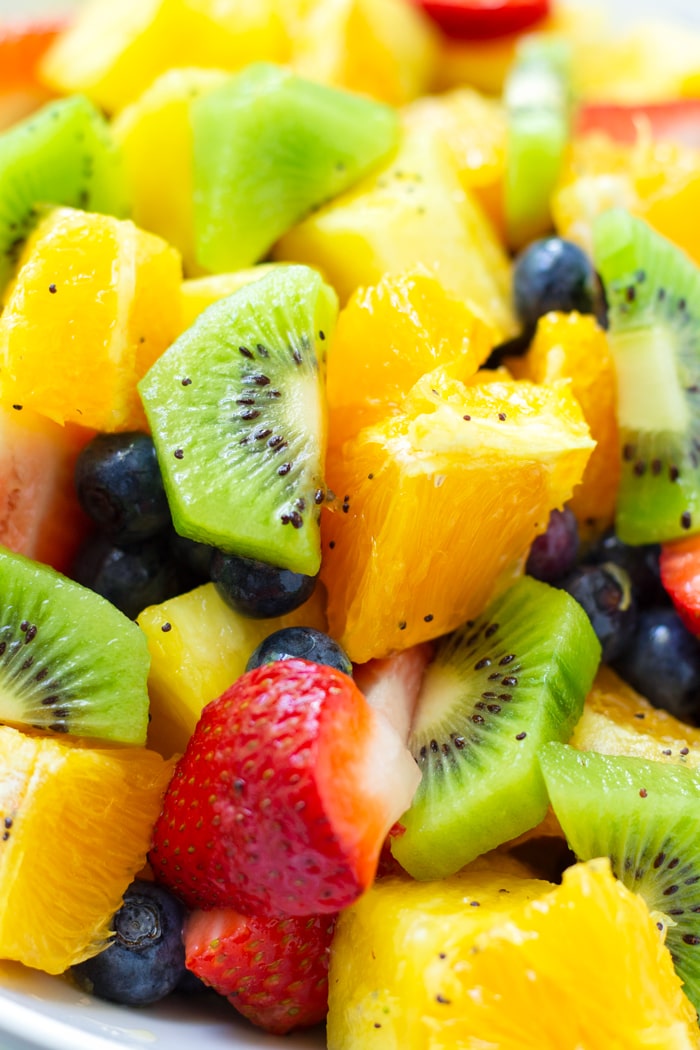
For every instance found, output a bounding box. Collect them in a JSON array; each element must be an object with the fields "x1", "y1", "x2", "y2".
[
  {"x1": 138, "y1": 265, "x2": 338, "y2": 576},
  {"x1": 0, "y1": 546, "x2": 150, "y2": 746},
  {"x1": 390, "y1": 575, "x2": 601, "y2": 881},
  {"x1": 191, "y1": 62, "x2": 400, "y2": 272},
  {"x1": 504, "y1": 36, "x2": 573, "y2": 249},
  {"x1": 540, "y1": 742, "x2": 700, "y2": 1014},
  {"x1": 0, "y1": 94, "x2": 129, "y2": 293},
  {"x1": 593, "y1": 208, "x2": 700, "y2": 545}
]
